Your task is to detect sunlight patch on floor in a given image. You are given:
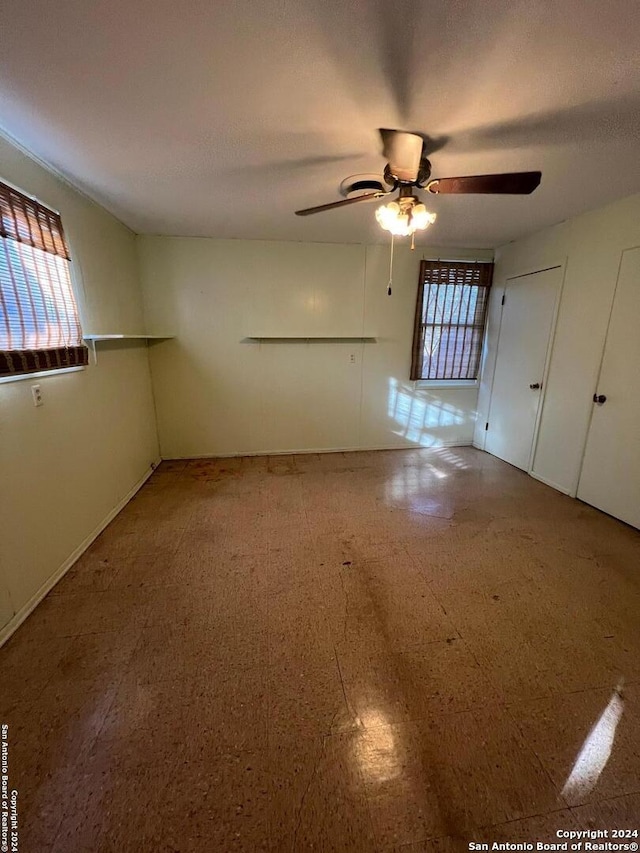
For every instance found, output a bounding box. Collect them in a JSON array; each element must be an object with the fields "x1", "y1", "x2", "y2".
[{"x1": 561, "y1": 682, "x2": 625, "y2": 805}]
